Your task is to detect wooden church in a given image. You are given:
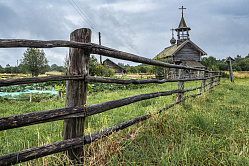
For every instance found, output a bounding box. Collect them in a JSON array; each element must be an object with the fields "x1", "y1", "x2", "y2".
[{"x1": 154, "y1": 6, "x2": 207, "y2": 73}]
